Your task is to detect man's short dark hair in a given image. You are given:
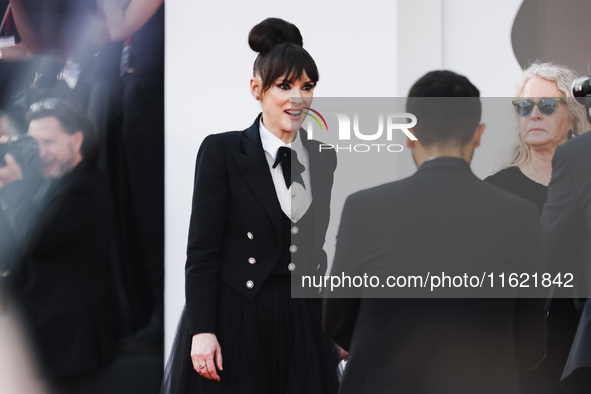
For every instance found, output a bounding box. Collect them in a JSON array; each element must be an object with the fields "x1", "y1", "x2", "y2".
[
  {"x1": 406, "y1": 70, "x2": 481, "y2": 147},
  {"x1": 25, "y1": 98, "x2": 98, "y2": 162}
]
